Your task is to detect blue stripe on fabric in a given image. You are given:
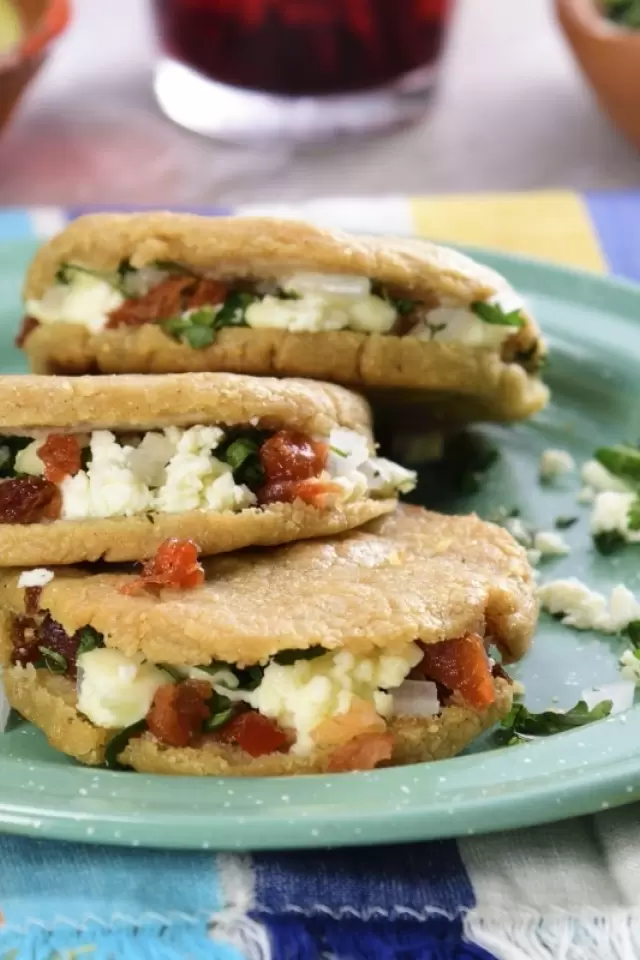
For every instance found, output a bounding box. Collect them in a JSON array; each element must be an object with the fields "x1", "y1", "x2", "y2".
[
  {"x1": 585, "y1": 190, "x2": 640, "y2": 282},
  {"x1": 0, "y1": 921, "x2": 245, "y2": 960},
  {"x1": 67, "y1": 205, "x2": 233, "y2": 219},
  {"x1": 0, "y1": 835, "x2": 224, "y2": 930},
  {"x1": 261, "y1": 916, "x2": 498, "y2": 960},
  {"x1": 252, "y1": 841, "x2": 476, "y2": 917},
  {"x1": 0, "y1": 209, "x2": 36, "y2": 240}
]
